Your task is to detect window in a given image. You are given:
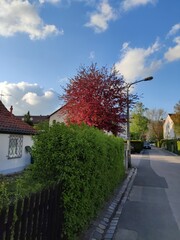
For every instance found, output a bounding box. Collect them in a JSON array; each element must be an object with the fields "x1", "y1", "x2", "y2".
[{"x1": 8, "y1": 135, "x2": 23, "y2": 159}]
